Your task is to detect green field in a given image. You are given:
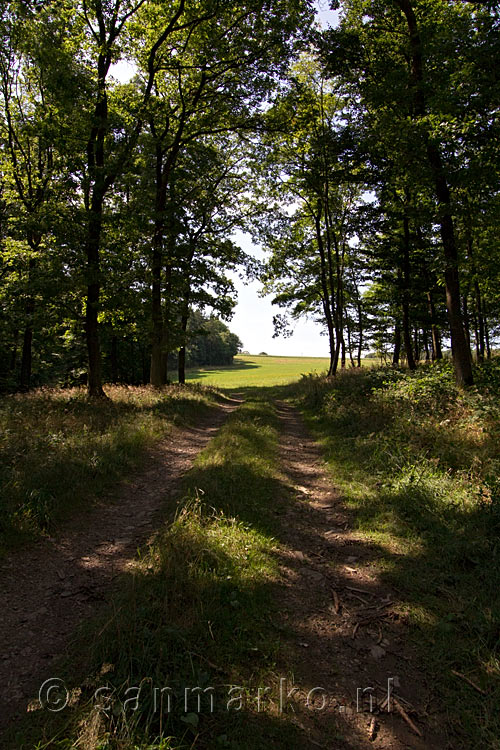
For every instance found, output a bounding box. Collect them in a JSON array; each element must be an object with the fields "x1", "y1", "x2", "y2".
[{"x1": 185, "y1": 354, "x2": 331, "y2": 387}]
